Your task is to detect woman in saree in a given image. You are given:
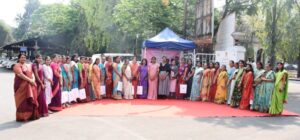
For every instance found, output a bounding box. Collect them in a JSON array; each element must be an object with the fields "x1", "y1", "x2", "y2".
[
  {"x1": 61, "y1": 56, "x2": 70, "y2": 108},
  {"x1": 190, "y1": 62, "x2": 203, "y2": 101},
  {"x1": 208, "y1": 62, "x2": 220, "y2": 102},
  {"x1": 105, "y1": 56, "x2": 113, "y2": 98},
  {"x1": 226, "y1": 61, "x2": 236, "y2": 104},
  {"x1": 122, "y1": 59, "x2": 133, "y2": 99},
  {"x1": 32, "y1": 54, "x2": 48, "y2": 117},
  {"x1": 98, "y1": 56, "x2": 106, "y2": 85},
  {"x1": 252, "y1": 62, "x2": 265, "y2": 110},
  {"x1": 92, "y1": 58, "x2": 101, "y2": 100},
  {"x1": 269, "y1": 62, "x2": 289, "y2": 115},
  {"x1": 77, "y1": 57, "x2": 87, "y2": 102},
  {"x1": 49, "y1": 54, "x2": 63, "y2": 111},
  {"x1": 71, "y1": 54, "x2": 79, "y2": 102},
  {"x1": 148, "y1": 57, "x2": 159, "y2": 100},
  {"x1": 230, "y1": 60, "x2": 246, "y2": 108},
  {"x1": 158, "y1": 56, "x2": 171, "y2": 99},
  {"x1": 43, "y1": 56, "x2": 53, "y2": 105},
  {"x1": 13, "y1": 53, "x2": 39, "y2": 122},
  {"x1": 239, "y1": 64, "x2": 254, "y2": 110},
  {"x1": 184, "y1": 59, "x2": 194, "y2": 100},
  {"x1": 113, "y1": 56, "x2": 123, "y2": 100},
  {"x1": 258, "y1": 63, "x2": 275, "y2": 112},
  {"x1": 227, "y1": 62, "x2": 239, "y2": 105},
  {"x1": 214, "y1": 65, "x2": 229, "y2": 104},
  {"x1": 176, "y1": 58, "x2": 187, "y2": 99},
  {"x1": 83, "y1": 57, "x2": 91, "y2": 101},
  {"x1": 138, "y1": 58, "x2": 148, "y2": 99},
  {"x1": 169, "y1": 59, "x2": 178, "y2": 99},
  {"x1": 130, "y1": 56, "x2": 139, "y2": 99},
  {"x1": 200, "y1": 63, "x2": 211, "y2": 101}
]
